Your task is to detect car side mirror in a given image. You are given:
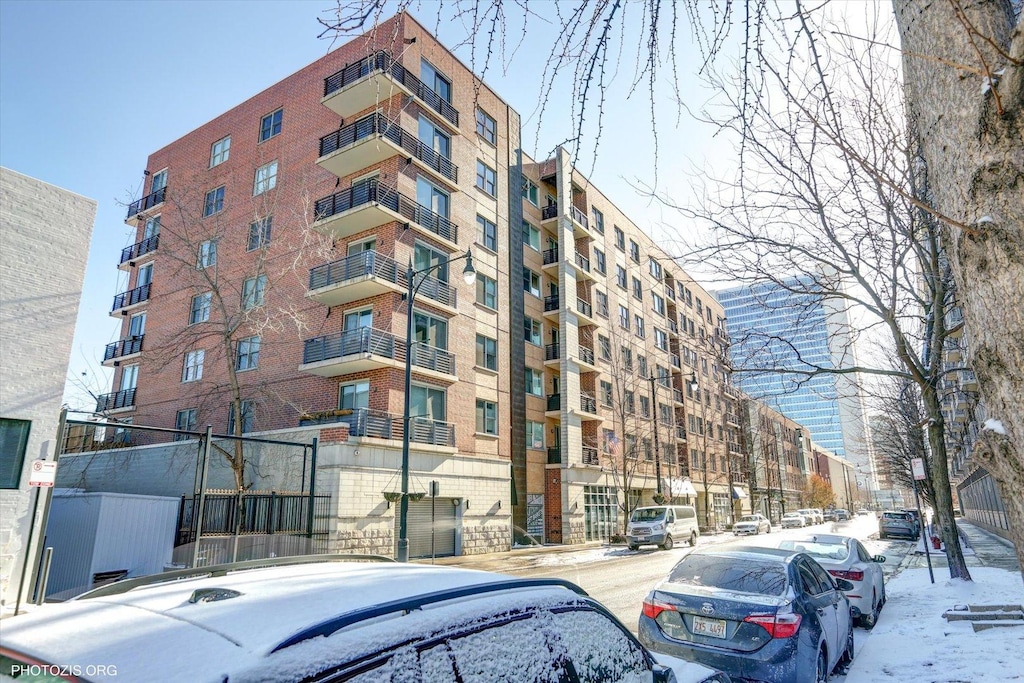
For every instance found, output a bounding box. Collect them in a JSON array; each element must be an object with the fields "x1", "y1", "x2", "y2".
[
  {"x1": 652, "y1": 663, "x2": 675, "y2": 683},
  {"x1": 873, "y1": 555, "x2": 886, "y2": 563},
  {"x1": 835, "y1": 578, "x2": 855, "y2": 592}
]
